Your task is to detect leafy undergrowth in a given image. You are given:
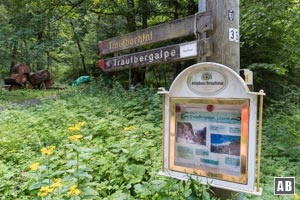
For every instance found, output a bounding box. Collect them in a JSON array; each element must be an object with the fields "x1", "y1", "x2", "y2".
[
  {"x1": 0, "y1": 82, "x2": 218, "y2": 200},
  {"x1": 0, "y1": 83, "x2": 74, "y2": 106},
  {"x1": 0, "y1": 81, "x2": 299, "y2": 199}
]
